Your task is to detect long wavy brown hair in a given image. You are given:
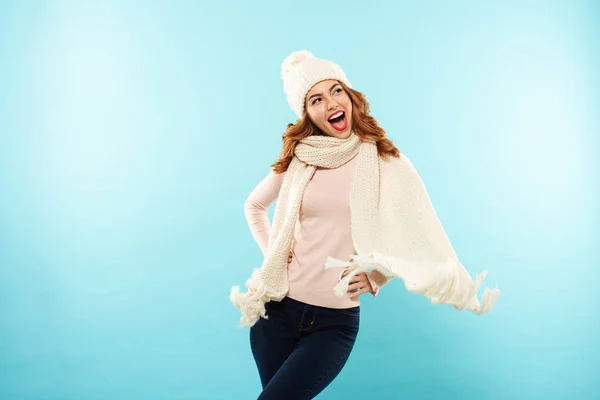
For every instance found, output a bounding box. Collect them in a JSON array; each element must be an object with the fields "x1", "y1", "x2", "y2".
[{"x1": 271, "y1": 81, "x2": 401, "y2": 173}]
